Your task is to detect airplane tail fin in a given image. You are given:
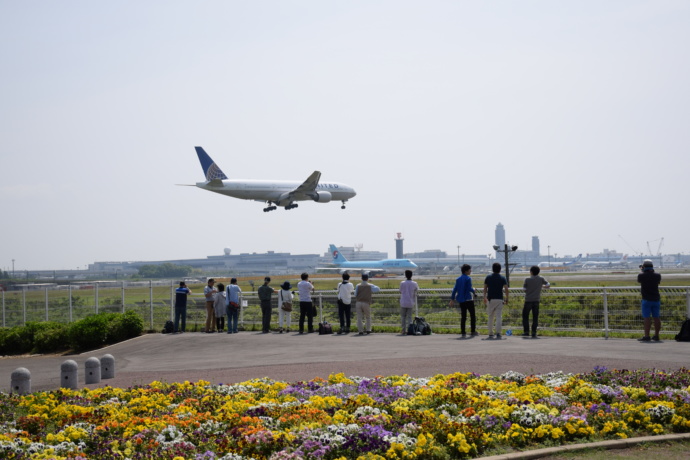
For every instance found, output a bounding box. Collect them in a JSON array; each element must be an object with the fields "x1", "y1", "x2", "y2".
[
  {"x1": 195, "y1": 147, "x2": 228, "y2": 181},
  {"x1": 329, "y1": 244, "x2": 348, "y2": 264}
]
